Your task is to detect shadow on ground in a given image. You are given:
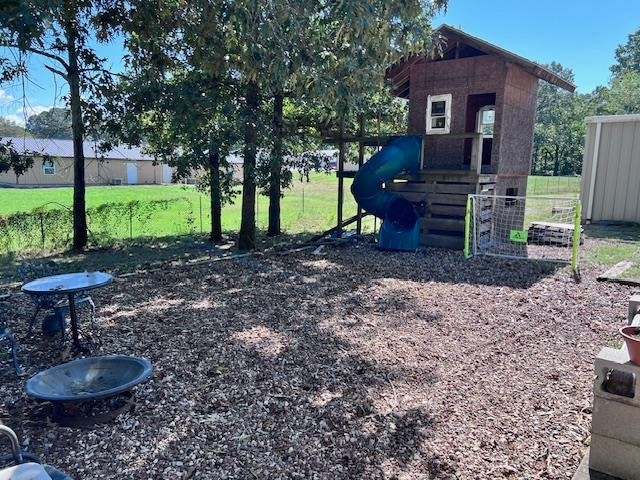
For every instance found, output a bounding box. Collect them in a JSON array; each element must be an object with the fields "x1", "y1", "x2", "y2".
[
  {"x1": 0, "y1": 250, "x2": 455, "y2": 479},
  {"x1": 584, "y1": 221, "x2": 640, "y2": 242}
]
